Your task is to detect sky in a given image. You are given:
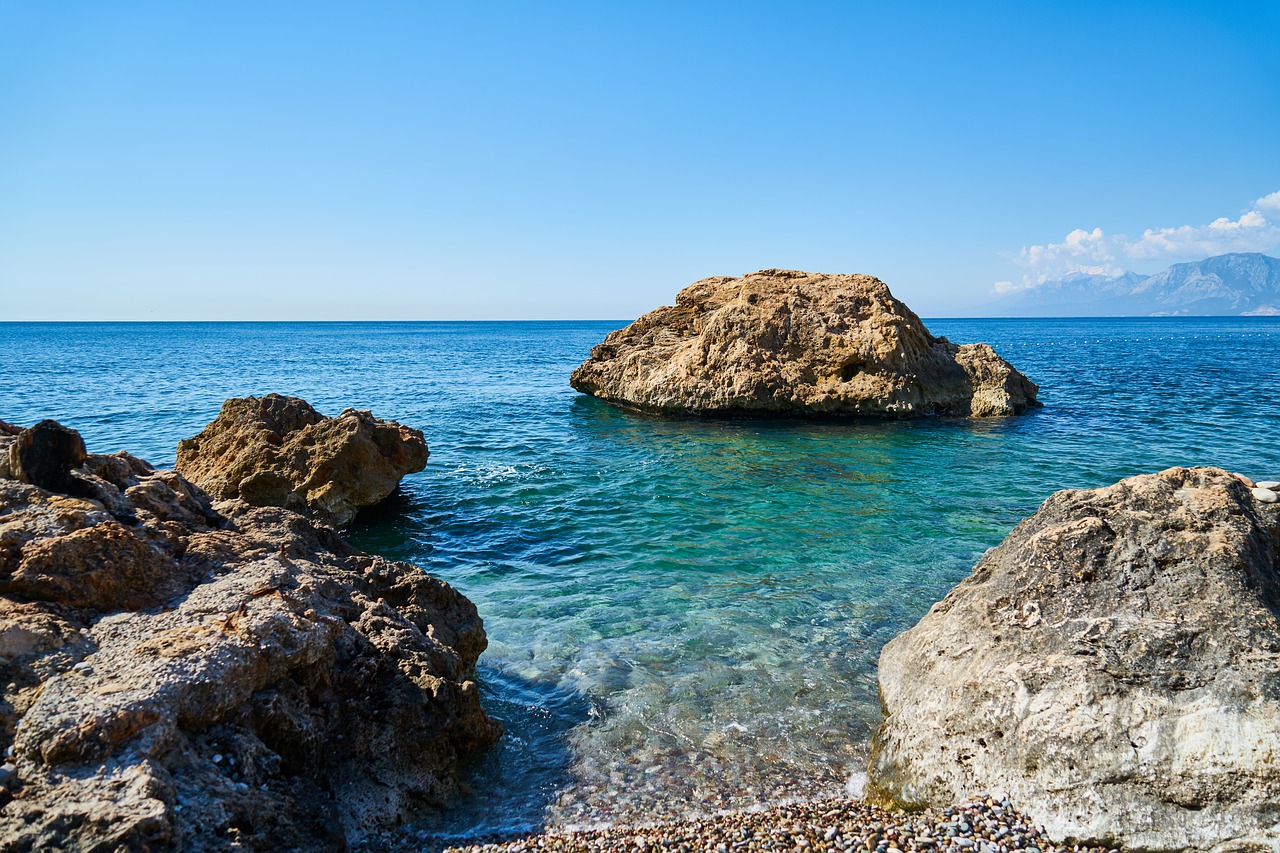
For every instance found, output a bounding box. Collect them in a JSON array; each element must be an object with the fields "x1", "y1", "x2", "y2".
[{"x1": 2, "y1": 1, "x2": 1278, "y2": 320}]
